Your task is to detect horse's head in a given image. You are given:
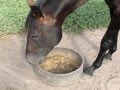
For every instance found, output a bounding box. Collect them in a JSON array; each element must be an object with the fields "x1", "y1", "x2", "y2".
[
  {"x1": 26, "y1": 0, "x2": 63, "y2": 65},
  {"x1": 25, "y1": 0, "x2": 85, "y2": 65}
]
